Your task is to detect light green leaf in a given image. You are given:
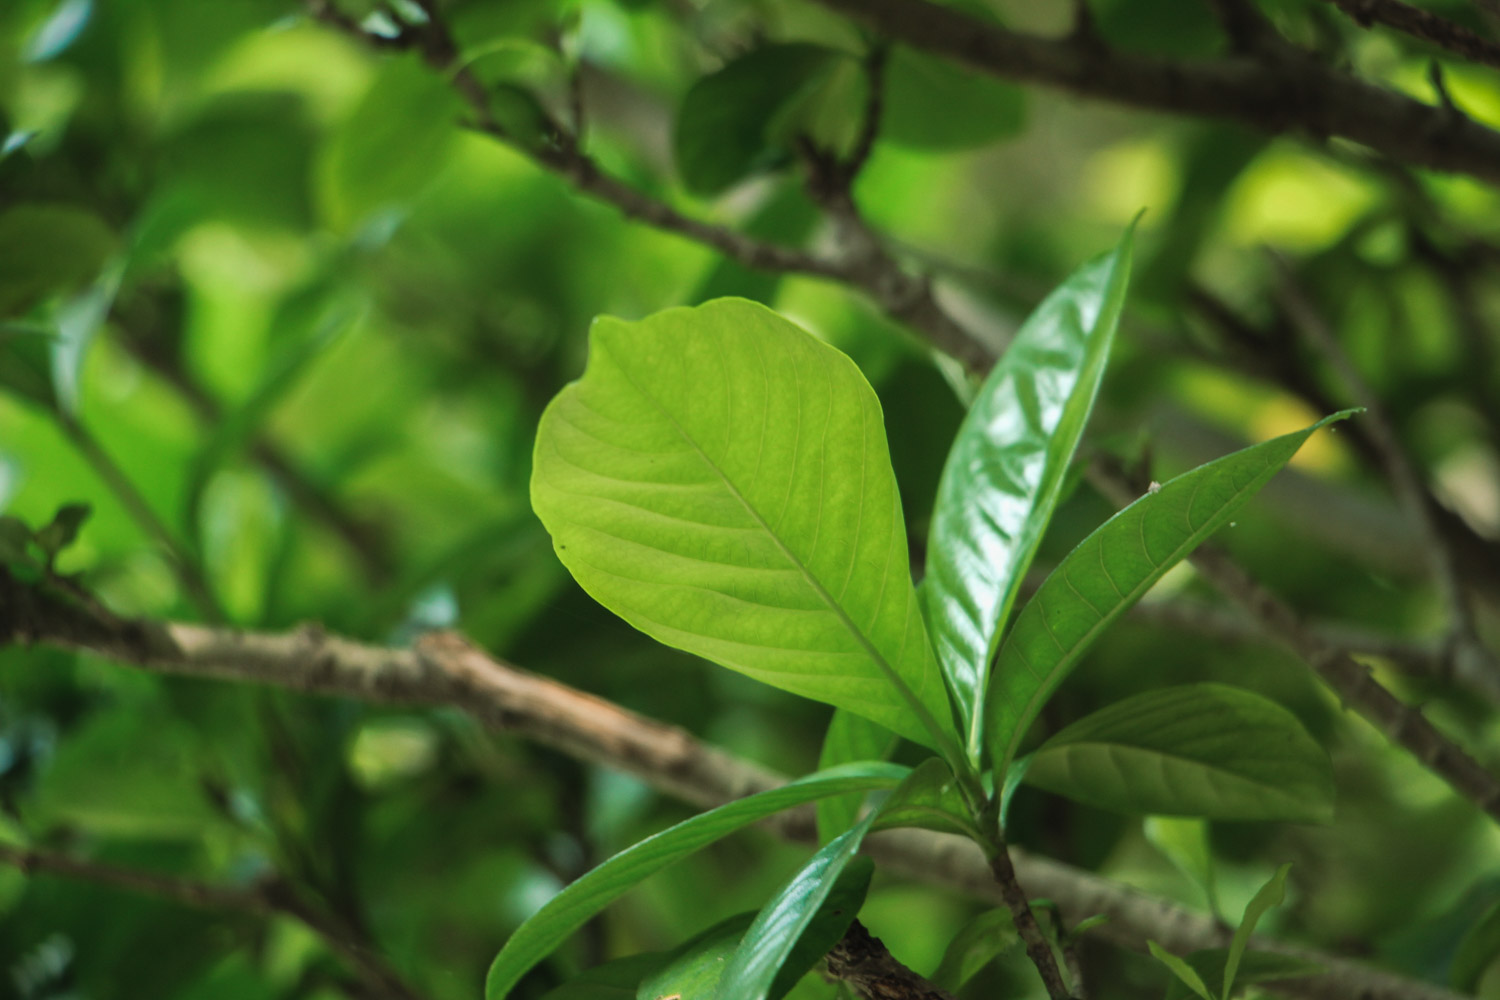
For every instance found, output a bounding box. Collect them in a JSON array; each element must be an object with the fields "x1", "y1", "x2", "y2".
[
  {"x1": 1145, "y1": 816, "x2": 1220, "y2": 917},
  {"x1": 484, "y1": 762, "x2": 907, "y2": 999},
  {"x1": 816, "y1": 708, "x2": 898, "y2": 843},
  {"x1": 1149, "y1": 941, "x2": 1215, "y2": 1000},
  {"x1": 639, "y1": 859, "x2": 871, "y2": 1000},
  {"x1": 1162, "y1": 950, "x2": 1323, "y2": 1000},
  {"x1": 1224, "y1": 864, "x2": 1291, "y2": 999},
  {"x1": 930, "y1": 908, "x2": 1020, "y2": 991},
  {"x1": 986, "y1": 411, "x2": 1356, "y2": 774},
  {"x1": 923, "y1": 228, "x2": 1134, "y2": 762},
  {"x1": 870, "y1": 757, "x2": 979, "y2": 839},
  {"x1": 531, "y1": 298, "x2": 959, "y2": 754},
  {"x1": 674, "y1": 45, "x2": 841, "y2": 196},
  {"x1": 1024, "y1": 684, "x2": 1333, "y2": 821},
  {"x1": 716, "y1": 816, "x2": 877, "y2": 1000}
]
